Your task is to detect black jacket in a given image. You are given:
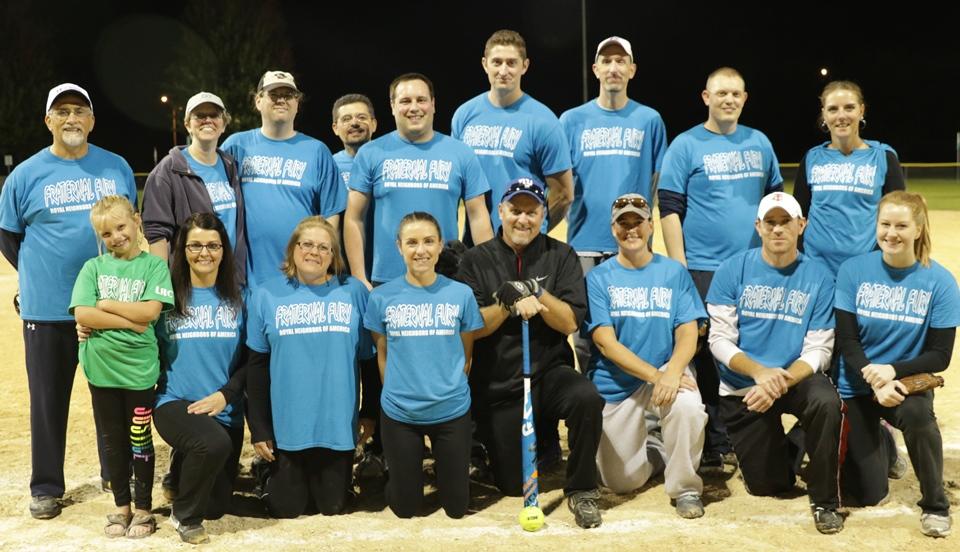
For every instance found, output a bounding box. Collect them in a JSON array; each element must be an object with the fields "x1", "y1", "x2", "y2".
[
  {"x1": 458, "y1": 231, "x2": 586, "y2": 405},
  {"x1": 142, "y1": 146, "x2": 247, "y2": 285}
]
